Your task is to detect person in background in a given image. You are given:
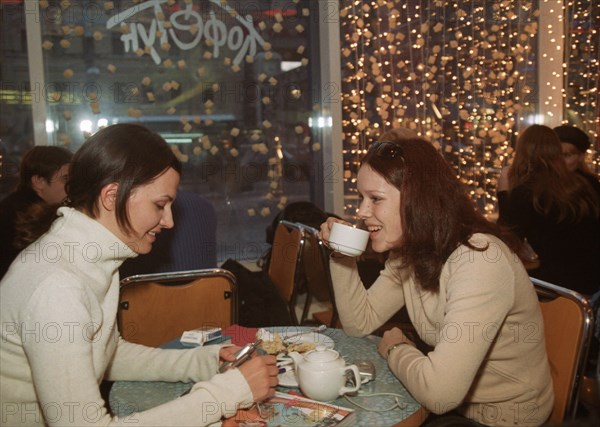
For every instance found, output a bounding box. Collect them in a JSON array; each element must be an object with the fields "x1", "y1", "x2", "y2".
[
  {"x1": 0, "y1": 146, "x2": 72, "y2": 278},
  {"x1": 551, "y1": 125, "x2": 600, "y2": 414},
  {"x1": 0, "y1": 124, "x2": 278, "y2": 426},
  {"x1": 320, "y1": 132, "x2": 553, "y2": 426},
  {"x1": 553, "y1": 124, "x2": 600, "y2": 197},
  {"x1": 498, "y1": 124, "x2": 599, "y2": 296}
]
